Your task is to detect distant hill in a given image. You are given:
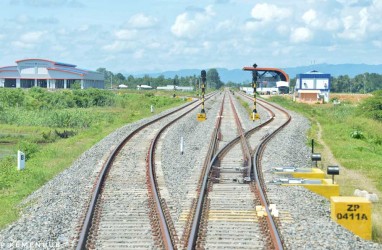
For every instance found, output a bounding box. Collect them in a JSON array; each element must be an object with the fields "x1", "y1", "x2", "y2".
[{"x1": 131, "y1": 64, "x2": 382, "y2": 83}]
